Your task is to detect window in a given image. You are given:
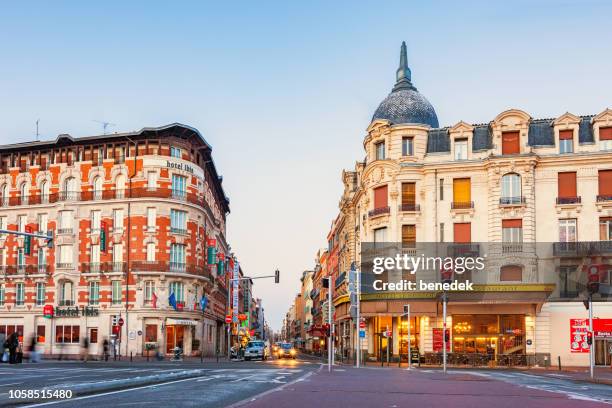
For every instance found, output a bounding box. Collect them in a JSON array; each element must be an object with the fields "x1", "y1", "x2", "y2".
[
  {"x1": 115, "y1": 174, "x2": 126, "y2": 198},
  {"x1": 36, "y1": 282, "x2": 45, "y2": 306},
  {"x1": 91, "y1": 210, "x2": 101, "y2": 233},
  {"x1": 170, "y1": 209, "x2": 187, "y2": 233},
  {"x1": 147, "y1": 172, "x2": 157, "y2": 190},
  {"x1": 501, "y1": 131, "x2": 520, "y2": 155},
  {"x1": 145, "y1": 324, "x2": 158, "y2": 342},
  {"x1": 63, "y1": 177, "x2": 78, "y2": 200},
  {"x1": 146, "y1": 207, "x2": 156, "y2": 231},
  {"x1": 93, "y1": 176, "x2": 103, "y2": 199},
  {"x1": 88, "y1": 281, "x2": 99, "y2": 305},
  {"x1": 452, "y1": 178, "x2": 471, "y2": 207},
  {"x1": 454, "y1": 139, "x2": 468, "y2": 160},
  {"x1": 401, "y1": 225, "x2": 416, "y2": 249},
  {"x1": 59, "y1": 281, "x2": 74, "y2": 306},
  {"x1": 55, "y1": 325, "x2": 80, "y2": 344},
  {"x1": 89, "y1": 328, "x2": 98, "y2": 344},
  {"x1": 439, "y1": 223, "x2": 445, "y2": 243},
  {"x1": 0, "y1": 284, "x2": 4, "y2": 306},
  {"x1": 113, "y1": 209, "x2": 124, "y2": 232},
  {"x1": 373, "y1": 185, "x2": 388, "y2": 209},
  {"x1": 598, "y1": 170, "x2": 612, "y2": 201},
  {"x1": 559, "y1": 130, "x2": 573, "y2": 154},
  {"x1": 111, "y1": 281, "x2": 122, "y2": 304},
  {"x1": 170, "y1": 244, "x2": 186, "y2": 271},
  {"x1": 439, "y1": 179, "x2": 444, "y2": 201},
  {"x1": 37, "y1": 248, "x2": 46, "y2": 271},
  {"x1": 144, "y1": 281, "x2": 155, "y2": 304},
  {"x1": 17, "y1": 248, "x2": 25, "y2": 269},
  {"x1": 401, "y1": 183, "x2": 416, "y2": 210},
  {"x1": 146, "y1": 242, "x2": 155, "y2": 262},
  {"x1": 57, "y1": 245, "x2": 73, "y2": 267},
  {"x1": 15, "y1": 282, "x2": 25, "y2": 306},
  {"x1": 37, "y1": 213, "x2": 48, "y2": 234},
  {"x1": 37, "y1": 325, "x2": 45, "y2": 343},
  {"x1": 18, "y1": 215, "x2": 26, "y2": 232},
  {"x1": 40, "y1": 180, "x2": 49, "y2": 203},
  {"x1": 0, "y1": 184, "x2": 7, "y2": 205},
  {"x1": 170, "y1": 146, "x2": 182, "y2": 158},
  {"x1": 599, "y1": 217, "x2": 612, "y2": 241},
  {"x1": 112, "y1": 243, "x2": 123, "y2": 270},
  {"x1": 559, "y1": 219, "x2": 577, "y2": 243},
  {"x1": 169, "y1": 281, "x2": 184, "y2": 302},
  {"x1": 90, "y1": 244, "x2": 100, "y2": 270},
  {"x1": 373, "y1": 227, "x2": 387, "y2": 243},
  {"x1": 171, "y1": 175, "x2": 187, "y2": 199},
  {"x1": 600, "y1": 127, "x2": 612, "y2": 151},
  {"x1": 20, "y1": 182, "x2": 28, "y2": 204},
  {"x1": 500, "y1": 265, "x2": 522, "y2": 282},
  {"x1": 502, "y1": 219, "x2": 523, "y2": 253},
  {"x1": 59, "y1": 210, "x2": 73, "y2": 233},
  {"x1": 501, "y1": 173, "x2": 522, "y2": 204},
  {"x1": 557, "y1": 172, "x2": 578, "y2": 203},
  {"x1": 559, "y1": 265, "x2": 579, "y2": 298},
  {"x1": 375, "y1": 142, "x2": 385, "y2": 160},
  {"x1": 453, "y1": 223, "x2": 471, "y2": 243},
  {"x1": 402, "y1": 137, "x2": 414, "y2": 156}
]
